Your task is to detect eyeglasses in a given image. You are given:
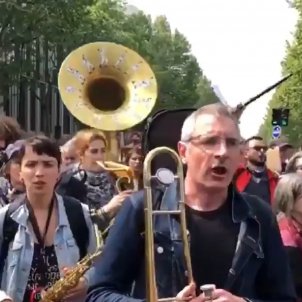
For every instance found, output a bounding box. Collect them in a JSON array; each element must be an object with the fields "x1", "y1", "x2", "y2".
[{"x1": 186, "y1": 135, "x2": 241, "y2": 153}]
